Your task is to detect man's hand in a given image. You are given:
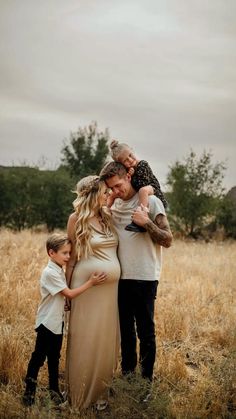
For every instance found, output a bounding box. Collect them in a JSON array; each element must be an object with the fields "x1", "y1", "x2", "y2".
[
  {"x1": 132, "y1": 205, "x2": 173, "y2": 248},
  {"x1": 132, "y1": 205, "x2": 149, "y2": 227}
]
